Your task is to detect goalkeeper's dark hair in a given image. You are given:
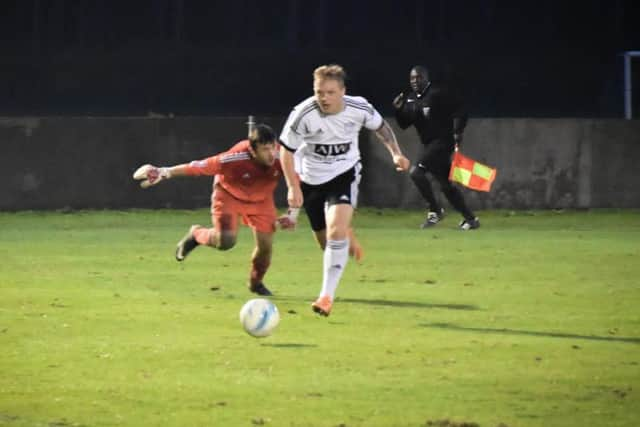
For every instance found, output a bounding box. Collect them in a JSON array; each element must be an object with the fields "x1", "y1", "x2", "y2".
[{"x1": 249, "y1": 124, "x2": 277, "y2": 149}]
